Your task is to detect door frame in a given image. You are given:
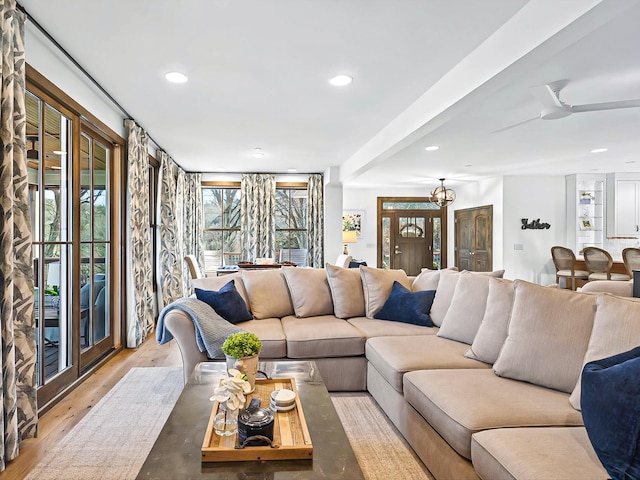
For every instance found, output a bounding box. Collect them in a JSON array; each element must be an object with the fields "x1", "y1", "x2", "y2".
[{"x1": 376, "y1": 197, "x2": 448, "y2": 270}]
